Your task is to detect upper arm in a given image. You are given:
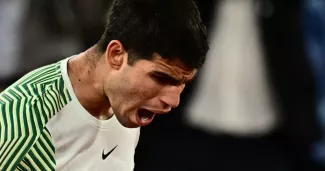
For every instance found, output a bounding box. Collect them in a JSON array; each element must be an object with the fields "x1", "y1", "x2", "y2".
[
  {"x1": 0, "y1": 90, "x2": 50, "y2": 170},
  {"x1": 0, "y1": 61, "x2": 71, "y2": 170}
]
